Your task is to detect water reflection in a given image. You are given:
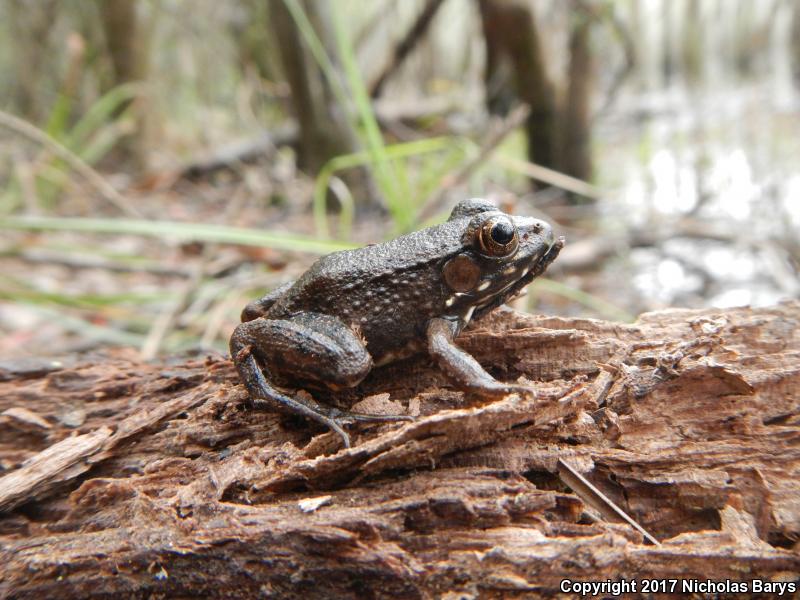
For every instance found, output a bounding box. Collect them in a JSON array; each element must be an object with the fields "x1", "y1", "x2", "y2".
[{"x1": 597, "y1": 83, "x2": 800, "y2": 312}]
